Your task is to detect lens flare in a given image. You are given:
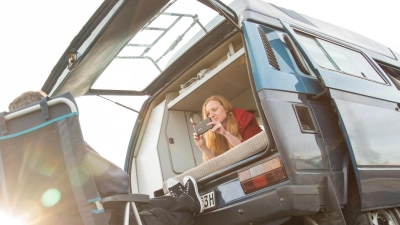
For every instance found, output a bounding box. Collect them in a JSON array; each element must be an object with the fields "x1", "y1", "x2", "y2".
[
  {"x1": 41, "y1": 188, "x2": 61, "y2": 207},
  {"x1": 70, "y1": 166, "x2": 90, "y2": 186},
  {"x1": 0, "y1": 211, "x2": 24, "y2": 225}
]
